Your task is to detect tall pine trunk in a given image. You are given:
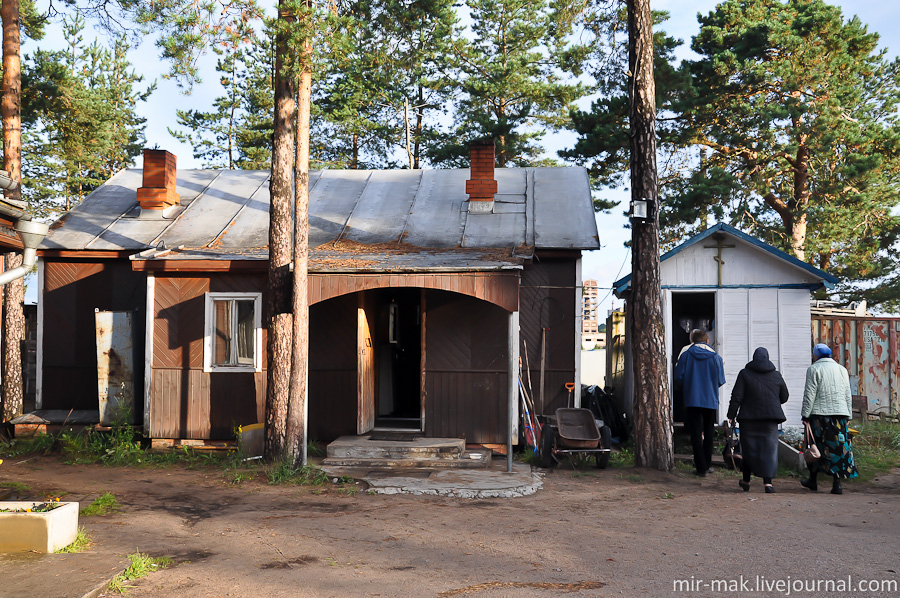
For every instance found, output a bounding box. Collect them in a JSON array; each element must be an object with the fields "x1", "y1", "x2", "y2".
[
  {"x1": 265, "y1": 6, "x2": 296, "y2": 459},
  {"x1": 628, "y1": 0, "x2": 673, "y2": 472},
  {"x1": 286, "y1": 37, "x2": 312, "y2": 467},
  {"x1": 2, "y1": 0, "x2": 25, "y2": 422}
]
